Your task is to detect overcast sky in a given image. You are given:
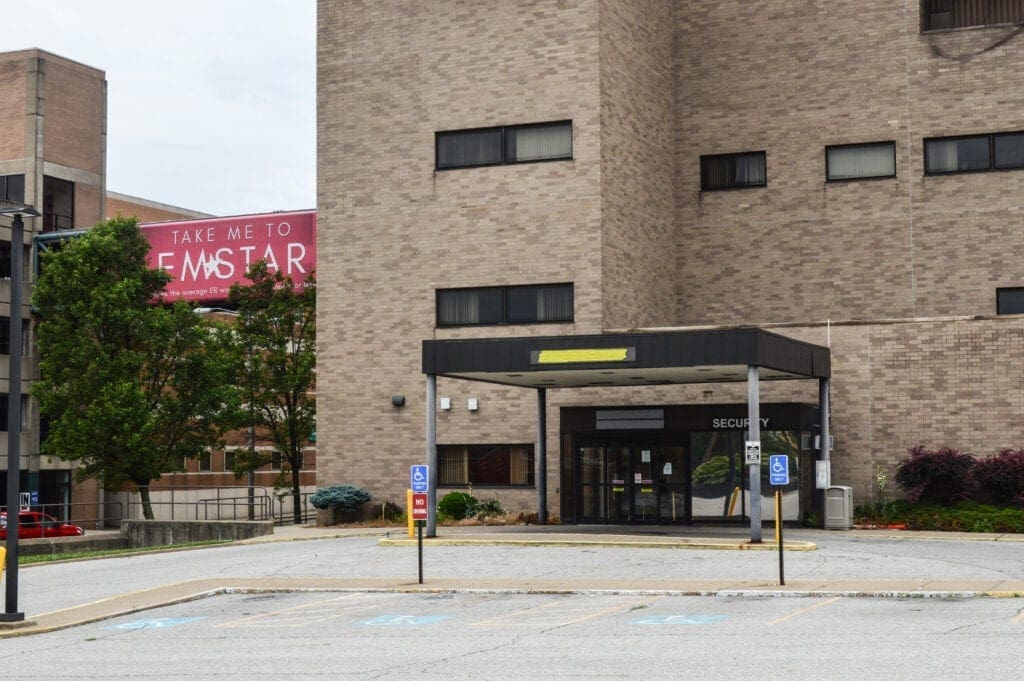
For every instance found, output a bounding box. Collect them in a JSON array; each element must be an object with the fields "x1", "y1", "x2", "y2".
[{"x1": 5, "y1": 0, "x2": 316, "y2": 217}]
